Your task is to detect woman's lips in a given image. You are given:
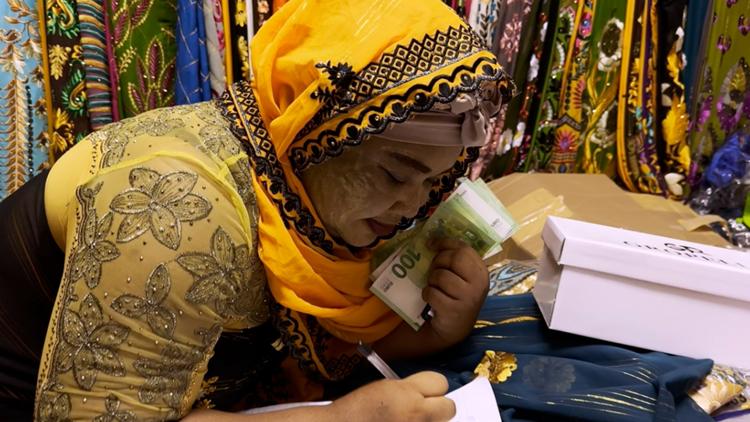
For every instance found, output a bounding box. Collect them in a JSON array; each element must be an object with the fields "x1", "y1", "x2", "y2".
[{"x1": 366, "y1": 219, "x2": 396, "y2": 237}]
